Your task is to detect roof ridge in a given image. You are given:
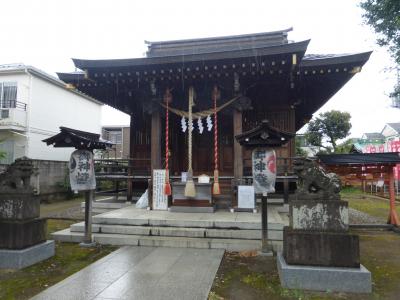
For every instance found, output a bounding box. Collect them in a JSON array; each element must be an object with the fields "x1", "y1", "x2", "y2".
[{"x1": 145, "y1": 28, "x2": 293, "y2": 45}]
